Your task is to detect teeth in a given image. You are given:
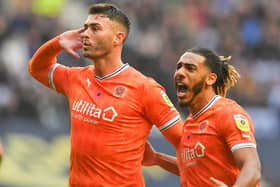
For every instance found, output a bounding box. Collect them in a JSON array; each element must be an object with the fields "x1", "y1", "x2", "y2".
[
  {"x1": 179, "y1": 87, "x2": 187, "y2": 93},
  {"x1": 177, "y1": 85, "x2": 187, "y2": 93}
]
